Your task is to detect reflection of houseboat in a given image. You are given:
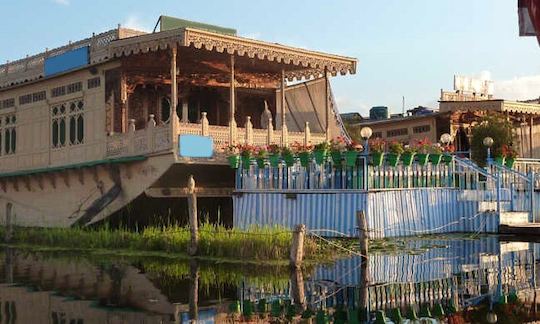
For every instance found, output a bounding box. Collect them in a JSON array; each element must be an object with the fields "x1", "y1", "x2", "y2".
[{"x1": 0, "y1": 16, "x2": 356, "y2": 227}]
